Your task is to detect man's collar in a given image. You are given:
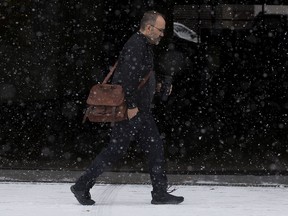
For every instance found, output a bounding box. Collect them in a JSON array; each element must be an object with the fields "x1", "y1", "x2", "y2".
[{"x1": 137, "y1": 31, "x2": 153, "y2": 45}]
